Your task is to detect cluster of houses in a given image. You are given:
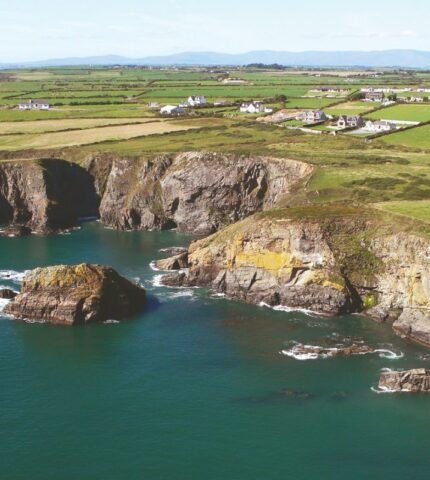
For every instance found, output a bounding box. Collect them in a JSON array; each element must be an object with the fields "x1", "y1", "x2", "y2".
[
  {"x1": 17, "y1": 99, "x2": 51, "y2": 110},
  {"x1": 295, "y1": 110, "x2": 328, "y2": 123},
  {"x1": 160, "y1": 95, "x2": 208, "y2": 116},
  {"x1": 335, "y1": 114, "x2": 396, "y2": 132},
  {"x1": 240, "y1": 101, "x2": 273, "y2": 114}
]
